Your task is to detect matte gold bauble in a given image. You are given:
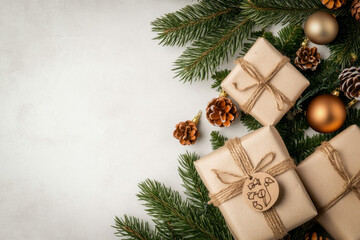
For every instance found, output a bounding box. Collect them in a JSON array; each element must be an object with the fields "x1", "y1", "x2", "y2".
[
  {"x1": 304, "y1": 12, "x2": 339, "y2": 45},
  {"x1": 306, "y1": 94, "x2": 346, "y2": 133}
]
